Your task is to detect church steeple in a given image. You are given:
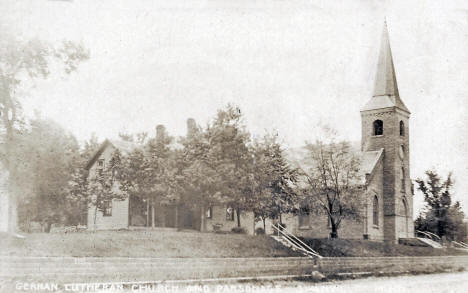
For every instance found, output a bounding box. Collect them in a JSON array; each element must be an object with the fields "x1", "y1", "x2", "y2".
[
  {"x1": 360, "y1": 20, "x2": 414, "y2": 242},
  {"x1": 362, "y1": 21, "x2": 410, "y2": 114}
]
